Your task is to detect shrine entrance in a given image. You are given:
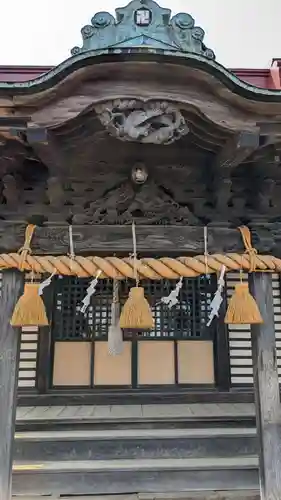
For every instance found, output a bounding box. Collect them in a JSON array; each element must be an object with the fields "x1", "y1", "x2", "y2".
[
  {"x1": 50, "y1": 276, "x2": 215, "y2": 389},
  {"x1": 1, "y1": 0, "x2": 281, "y2": 497}
]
